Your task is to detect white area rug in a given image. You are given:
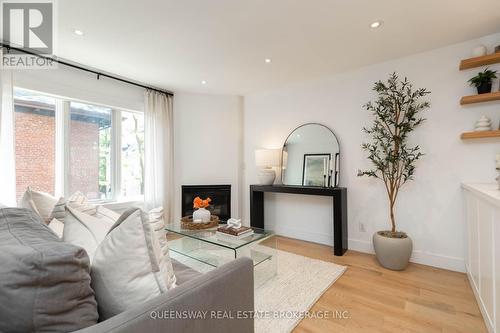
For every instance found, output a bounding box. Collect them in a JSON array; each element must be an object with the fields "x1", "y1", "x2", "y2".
[{"x1": 171, "y1": 248, "x2": 346, "y2": 333}]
